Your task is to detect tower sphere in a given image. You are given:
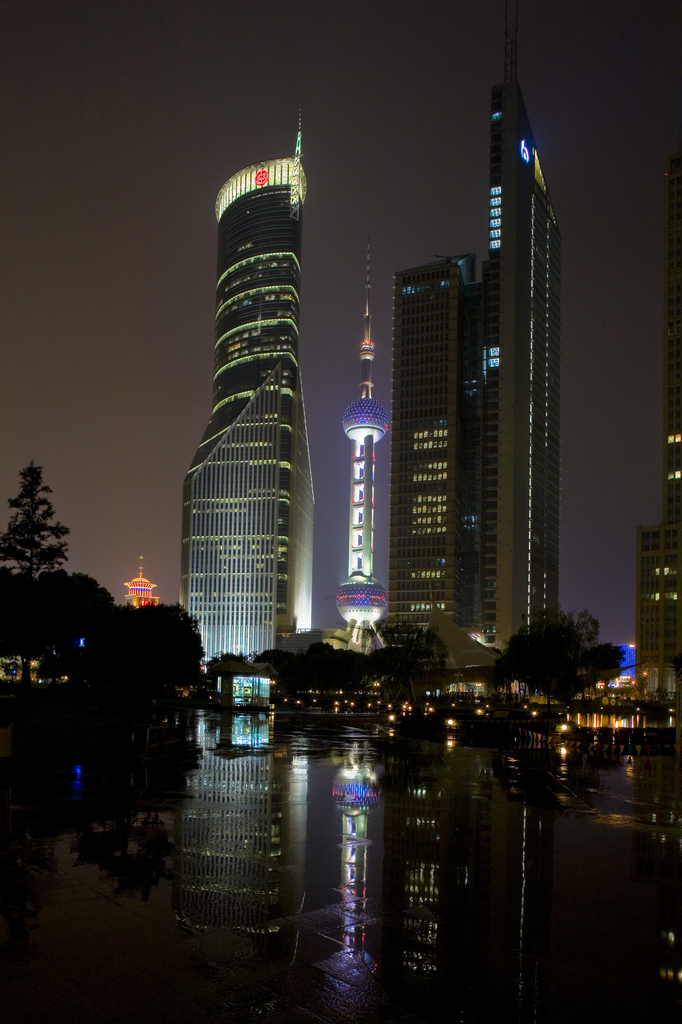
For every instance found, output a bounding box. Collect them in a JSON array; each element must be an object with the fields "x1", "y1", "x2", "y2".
[
  {"x1": 332, "y1": 766, "x2": 381, "y2": 811},
  {"x1": 342, "y1": 397, "x2": 389, "y2": 443},
  {"x1": 336, "y1": 574, "x2": 387, "y2": 625}
]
